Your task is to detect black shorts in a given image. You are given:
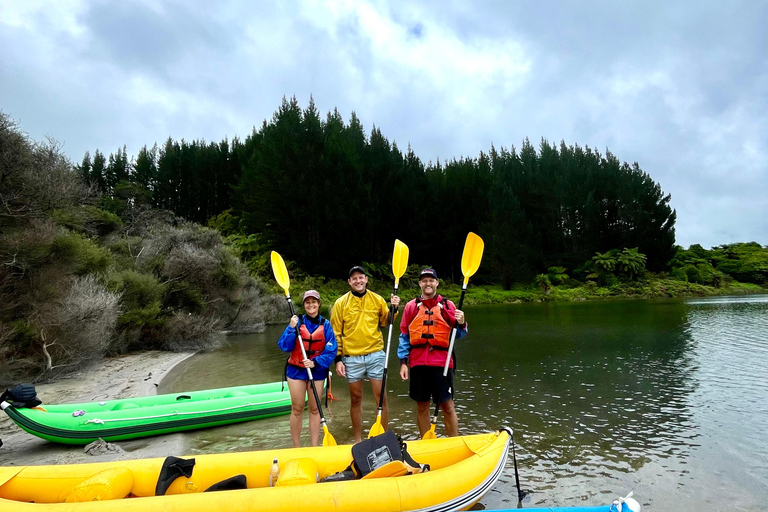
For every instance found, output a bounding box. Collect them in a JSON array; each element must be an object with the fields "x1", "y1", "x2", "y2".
[{"x1": 409, "y1": 366, "x2": 454, "y2": 405}]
